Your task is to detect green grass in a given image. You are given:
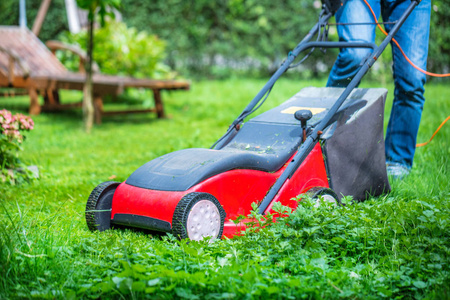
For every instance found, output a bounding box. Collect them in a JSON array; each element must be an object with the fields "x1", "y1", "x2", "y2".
[{"x1": 0, "y1": 78, "x2": 449, "y2": 299}]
